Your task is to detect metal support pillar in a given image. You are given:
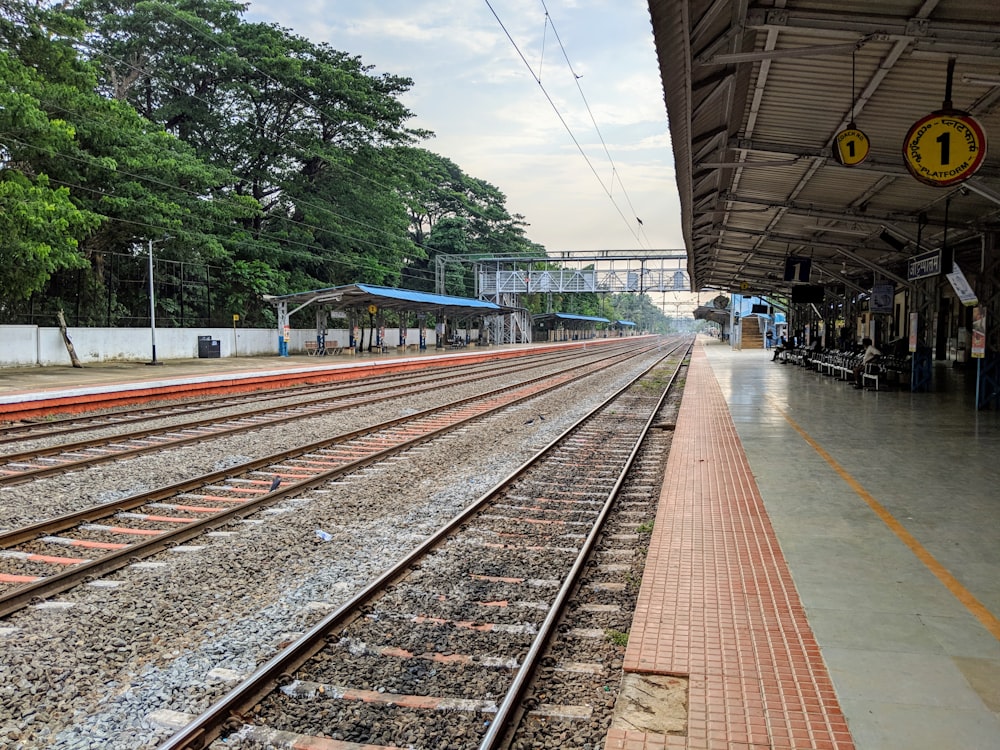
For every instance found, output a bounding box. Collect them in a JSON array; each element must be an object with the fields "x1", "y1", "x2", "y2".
[
  {"x1": 315, "y1": 308, "x2": 326, "y2": 353},
  {"x1": 276, "y1": 300, "x2": 289, "y2": 357}
]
